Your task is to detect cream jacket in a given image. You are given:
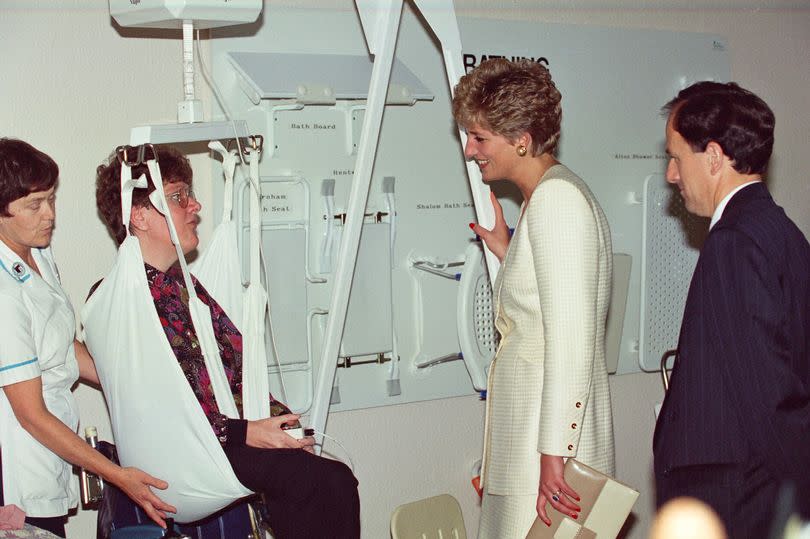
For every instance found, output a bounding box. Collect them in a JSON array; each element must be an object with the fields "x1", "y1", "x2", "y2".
[{"x1": 481, "y1": 164, "x2": 615, "y2": 495}]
